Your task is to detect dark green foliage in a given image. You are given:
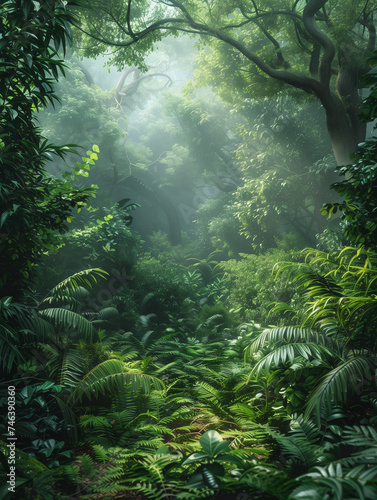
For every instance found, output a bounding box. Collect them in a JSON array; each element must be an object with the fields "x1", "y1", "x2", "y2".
[
  {"x1": 113, "y1": 257, "x2": 196, "y2": 328},
  {"x1": 194, "y1": 195, "x2": 251, "y2": 257},
  {"x1": 0, "y1": 0, "x2": 97, "y2": 298},
  {"x1": 0, "y1": 381, "x2": 73, "y2": 468},
  {"x1": 247, "y1": 247, "x2": 377, "y2": 427},
  {"x1": 289, "y1": 464, "x2": 377, "y2": 500},
  {"x1": 183, "y1": 430, "x2": 242, "y2": 491},
  {"x1": 0, "y1": 440, "x2": 56, "y2": 500},
  {"x1": 40, "y1": 204, "x2": 142, "y2": 288},
  {"x1": 220, "y1": 238, "x2": 304, "y2": 324},
  {"x1": 77, "y1": 341, "x2": 111, "y2": 375},
  {"x1": 321, "y1": 52, "x2": 377, "y2": 250}
]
